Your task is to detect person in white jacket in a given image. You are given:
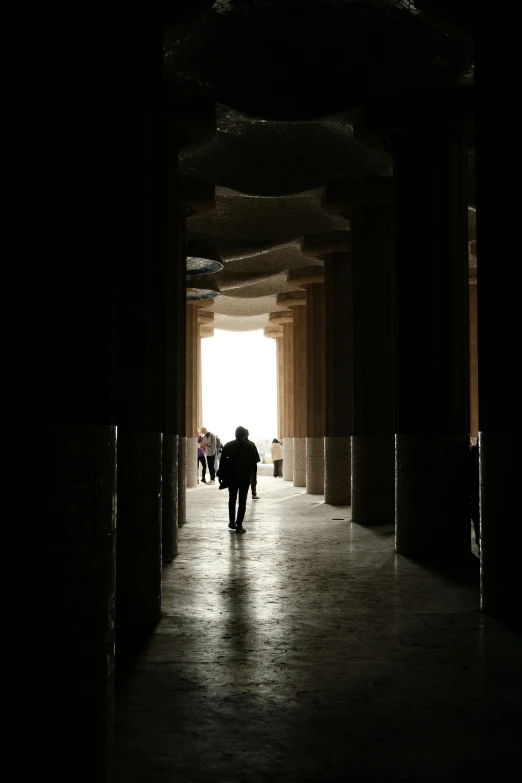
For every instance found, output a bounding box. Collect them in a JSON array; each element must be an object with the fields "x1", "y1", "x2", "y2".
[{"x1": 270, "y1": 438, "x2": 283, "y2": 477}]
